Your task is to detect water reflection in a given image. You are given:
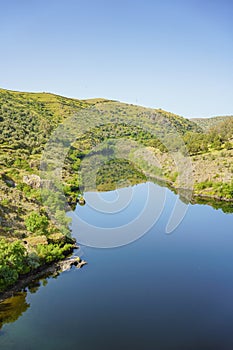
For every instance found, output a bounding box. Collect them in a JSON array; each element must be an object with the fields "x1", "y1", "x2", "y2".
[
  {"x1": 0, "y1": 293, "x2": 29, "y2": 332},
  {"x1": 191, "y1": 196, "x2": 233, "y2": 213},
  {"x1": 144, "y1": 177, "x2": 233, "y2": 214},
  {"x1": 0, "y1": 181, "x2": 232, "y2": 350},
  {"x1": 0, "y1": 276, "x2": 53, "y2": 332},
  {"x1": 82, "y1": 175, "x2": 233, "y2": 215}
]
